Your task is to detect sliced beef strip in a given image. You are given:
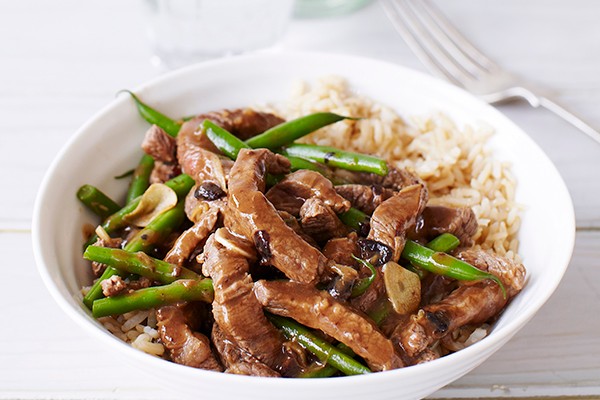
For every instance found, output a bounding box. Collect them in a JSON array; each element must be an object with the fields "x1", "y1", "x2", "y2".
[
  {"x1": 142, "y1": 125, "x2": 177, "y2": 163},
  {"x1": 156, "y1": 304, "x2": 222, "y2": 371},
  {"x1": 211, "y1": 324, "x2": 280, "y2": 377},
  {"x1": 367, "y1": 184, "x2": 427, "y2": 263},
  {"x1": 299, "y1": 197, "x2": 349, "y2": 243},
  {"x1": 322, "y1": 232, "x2": 360, "y2": 266},
  {"x1": 177, "y1": 117, "x2": 230, "y2": 191},
  {"x1": 149, "y1": 161, "x2": 181, "y2": 184},
  {"x1": 140, "y1": 124, "x2": 181, "y2": 184},
  {"x1": 392, "y1": 249, "x2": 526, "y2": 357},
  {"x1": 202, "y1": 229, "x2": 300, "y2": 376},
  {"x1": 225, "y1": 149, "x2": 326, "y2": 285},
  {"x1": 361, "y1": 167, "x2": 426, "y2": 192},
  {"x1": 277, "y1": 210, "x2": 317, "y2": 247},
  {"x1": 265, "y1": 170, "x2": 351, "y2": 216},
  {"x1": 410, "y1": 206, "x2": 478, "y2": 247},
  {"x1": 335, "y1": 184, "x2": 395, "y2": 215},
  {"x1": 164, "y1": 205, "x2": 220, "y2": 266},
  {"x1": 177, "y1": 108, "x2": 283, "y2": 186},
  {"x1": 253, "y1": 280, "x2": 404, "y2": 371}
]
